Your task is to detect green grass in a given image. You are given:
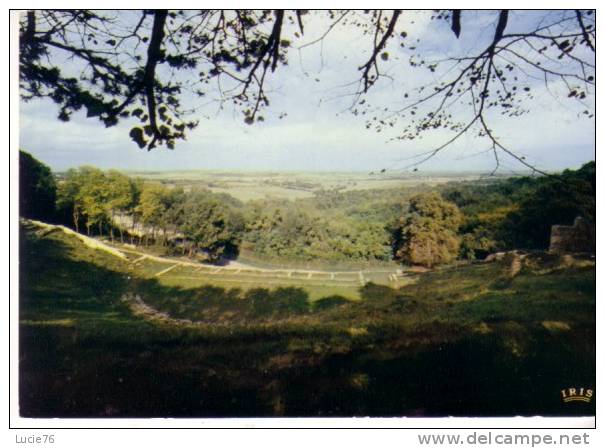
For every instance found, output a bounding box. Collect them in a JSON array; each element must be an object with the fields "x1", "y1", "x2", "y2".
[
  {"x1": 443, "y1": 267, "x2": 595, "y2": 326},
  {"x1": 120, "y1": 250, "x2": 397, "y2": 301},
  {"x1": 19, "y1": 221, "x2": 595, "y2": 417},
  {"x1": 157, "y1": 275, "x2": 361, "y2": 301}
]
